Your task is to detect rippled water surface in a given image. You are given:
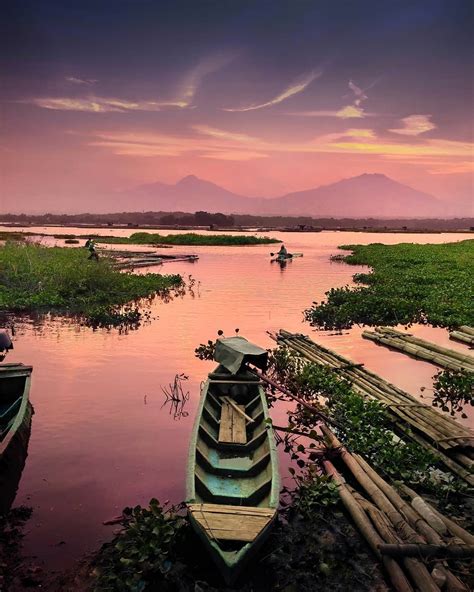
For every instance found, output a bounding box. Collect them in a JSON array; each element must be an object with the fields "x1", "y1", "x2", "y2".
[{"x1": 1, "y1": 227, "x2": 472, "y2": 570}]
